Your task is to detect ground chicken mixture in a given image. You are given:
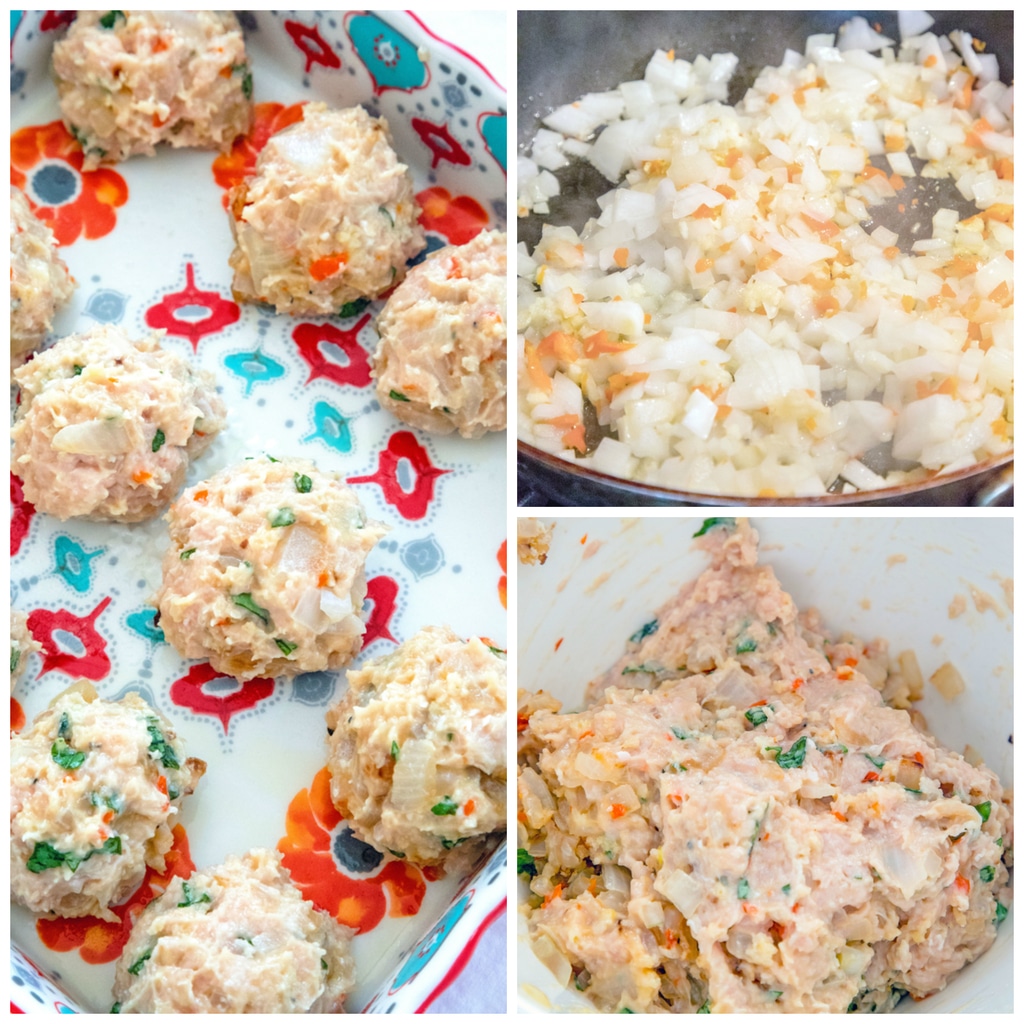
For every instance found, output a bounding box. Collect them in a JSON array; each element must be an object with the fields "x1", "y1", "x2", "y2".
[{"x1": 518, "y1": 518, "x2": 1012, "y2": 1013}]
